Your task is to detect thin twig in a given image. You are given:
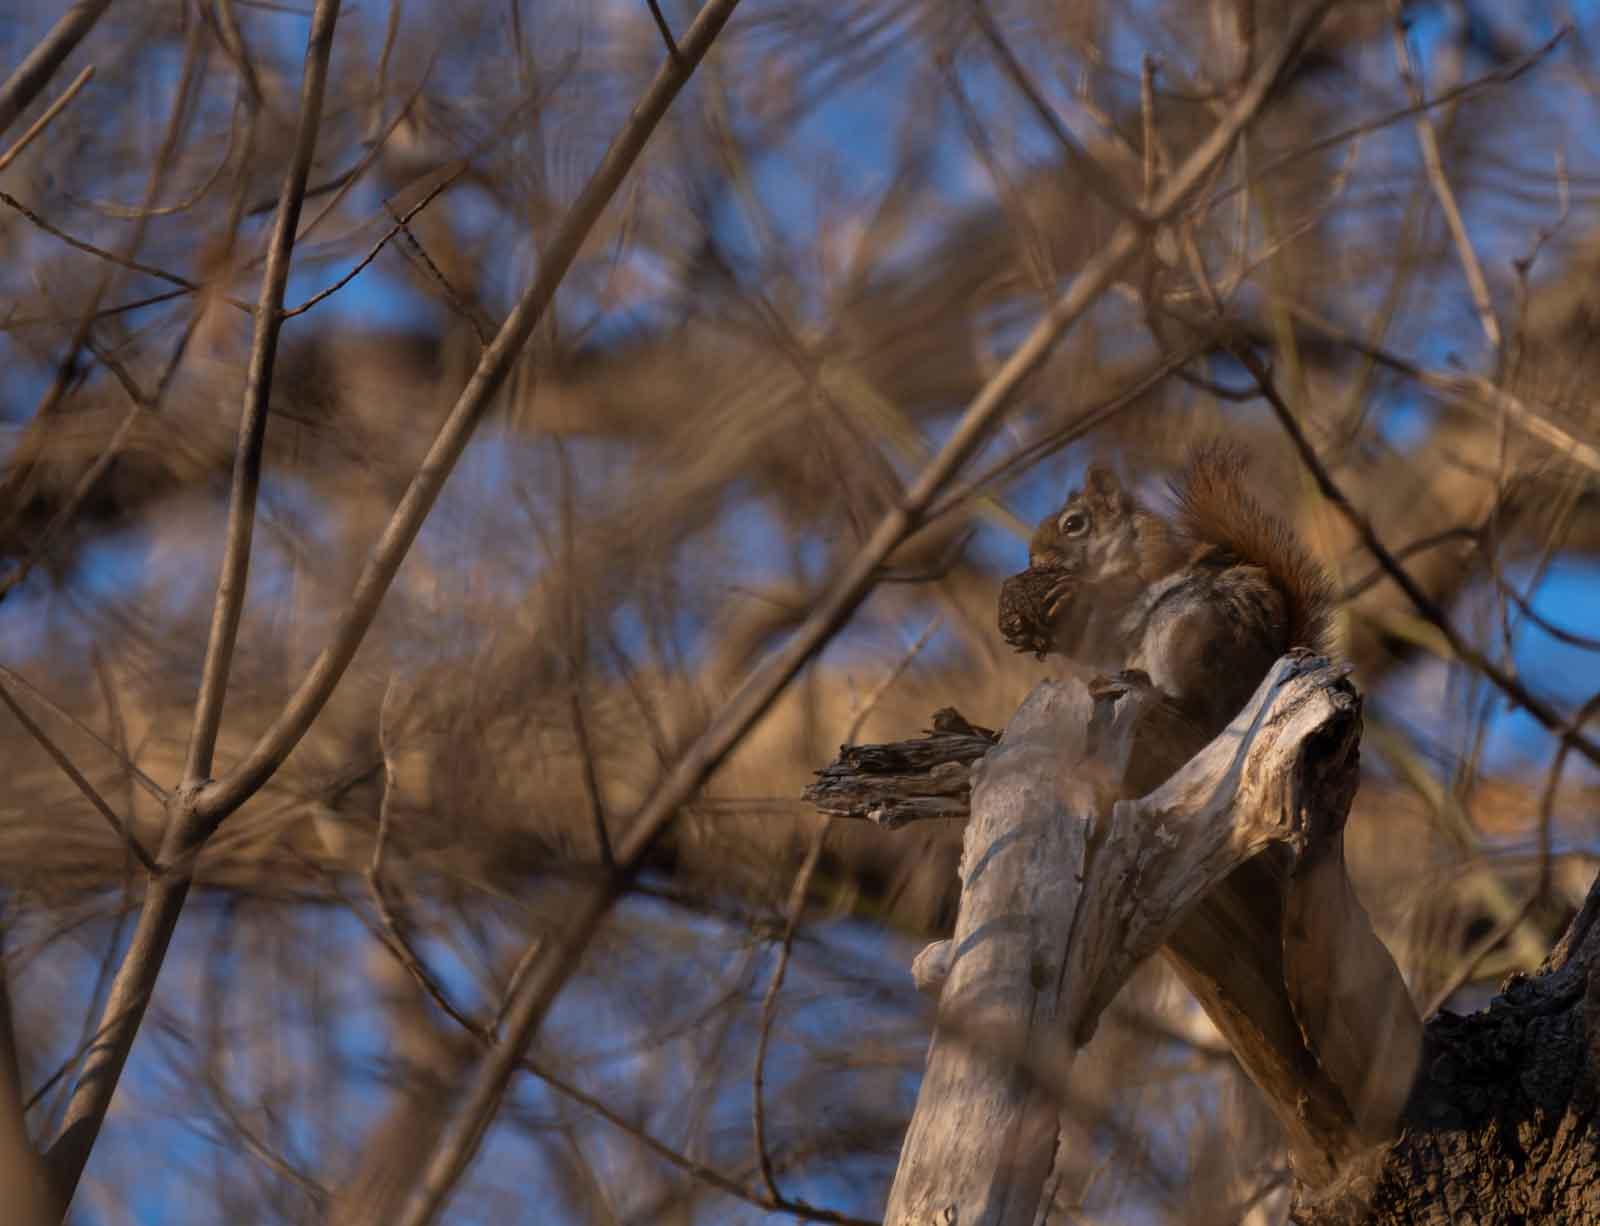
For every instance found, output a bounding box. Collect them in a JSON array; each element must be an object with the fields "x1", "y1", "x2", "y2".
[
  {"x1": 527, "y1": 1057, "x2": 875, "y2": 1226},
  {"x1": 1389, "y1": 3, "x2": 1501, "y2": 353},
  {"x1": 845, "y1": 616, "x2": 941, "y2": 746},
  {"x1": 0, "y1": 678, "x2": 155, "y2": 873},
  {"x1": 752, "y1": 824, "x2": 827, "y2": 1202},
  {"x1": 361, "y1": 679, "x2": 493, "y2": 1041},
  {"x1": 0, "y1": 665, "x2": 166, "y2": 801},
  {"x1": 1493, "y1": 574, "x2": 1600, "y2": 652},
  {"x1": 1340, "y1": 526, "x2": 1480, "y2": 600},
  {"x1": 23, "y1": 991, "x2": 151, "y2": 1115},
  {"x1": 1225, "y1": 342, "x2": 1600, "y2": 770},
  {"x1": 1421, "y1": 890, "x2": 1537, "y2": 1018},
  {"x1": 924, "y1": 340, "x2": 1206, "y2": 523},
  {"x1": 391, "y1": 12, "x2": 1331, "y2": 1225},
  {"x1": 0, "y1": 191, "x2": 253, "y2": 313},
  {"x1": 349, "y1": 880, "x2": 491, "y2": 1043},
  {"x1": 385, "y1": 201, "x2": 497, "y2": 345},
  {"x1": 0, "y1": 63, "x2": 93, "y2": 174},
  {"x1": 569, "y1": 689, "x2": 615, "y2": 870},
  {"x1": 280, "y1": 166, "x2": 469, "y2": 318},
  {"x1": 183, "y1": 0, "x2": 343, "y2": 787},
  {"x1": 0, "y1": 287, "x2": 196, "y2": 333},
  {"x1": 491, "y1": 938, "x2": 545, "y2": 1039},
  {"x1": 643, "y1": 0, "x2": 682, "y2": 62},
  {"x1": 1139, "y1": 54, "x2": 1158, "y2": 208}
]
